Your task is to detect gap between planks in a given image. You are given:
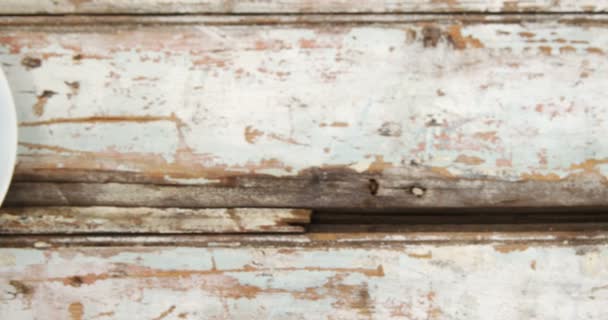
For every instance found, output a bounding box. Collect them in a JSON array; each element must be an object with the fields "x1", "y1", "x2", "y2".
[{"x1": 2, "y1": 206, "x2": 608, "y2": 238}]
